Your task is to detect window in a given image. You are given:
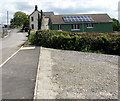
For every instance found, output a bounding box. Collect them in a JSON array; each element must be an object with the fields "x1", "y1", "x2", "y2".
[
  {"x1": 71, "y1": 24, "x2": 80, "y2": 31},
  {"x1": 72, "y1": 24, "x2": 80, "y2": 29},
  {"x1": 87, "y1": 24, "x2": 93, "y2": 28},
  {"x1": 58, "y1": 25, "x2": 62, "y2": 30},
  {"x1": 31, "y1": 17, "x2": 34, "y2": 21},
  {"x1": 31, "y1": 24, "x2": 34, "y2": 29}
]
